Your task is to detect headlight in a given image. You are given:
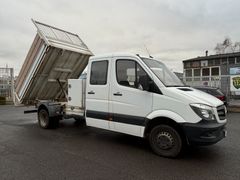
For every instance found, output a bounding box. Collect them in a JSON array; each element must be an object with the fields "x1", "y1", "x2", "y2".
[{"x1": 190, "y1": 103, "x2": 216, "y2": 121}]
